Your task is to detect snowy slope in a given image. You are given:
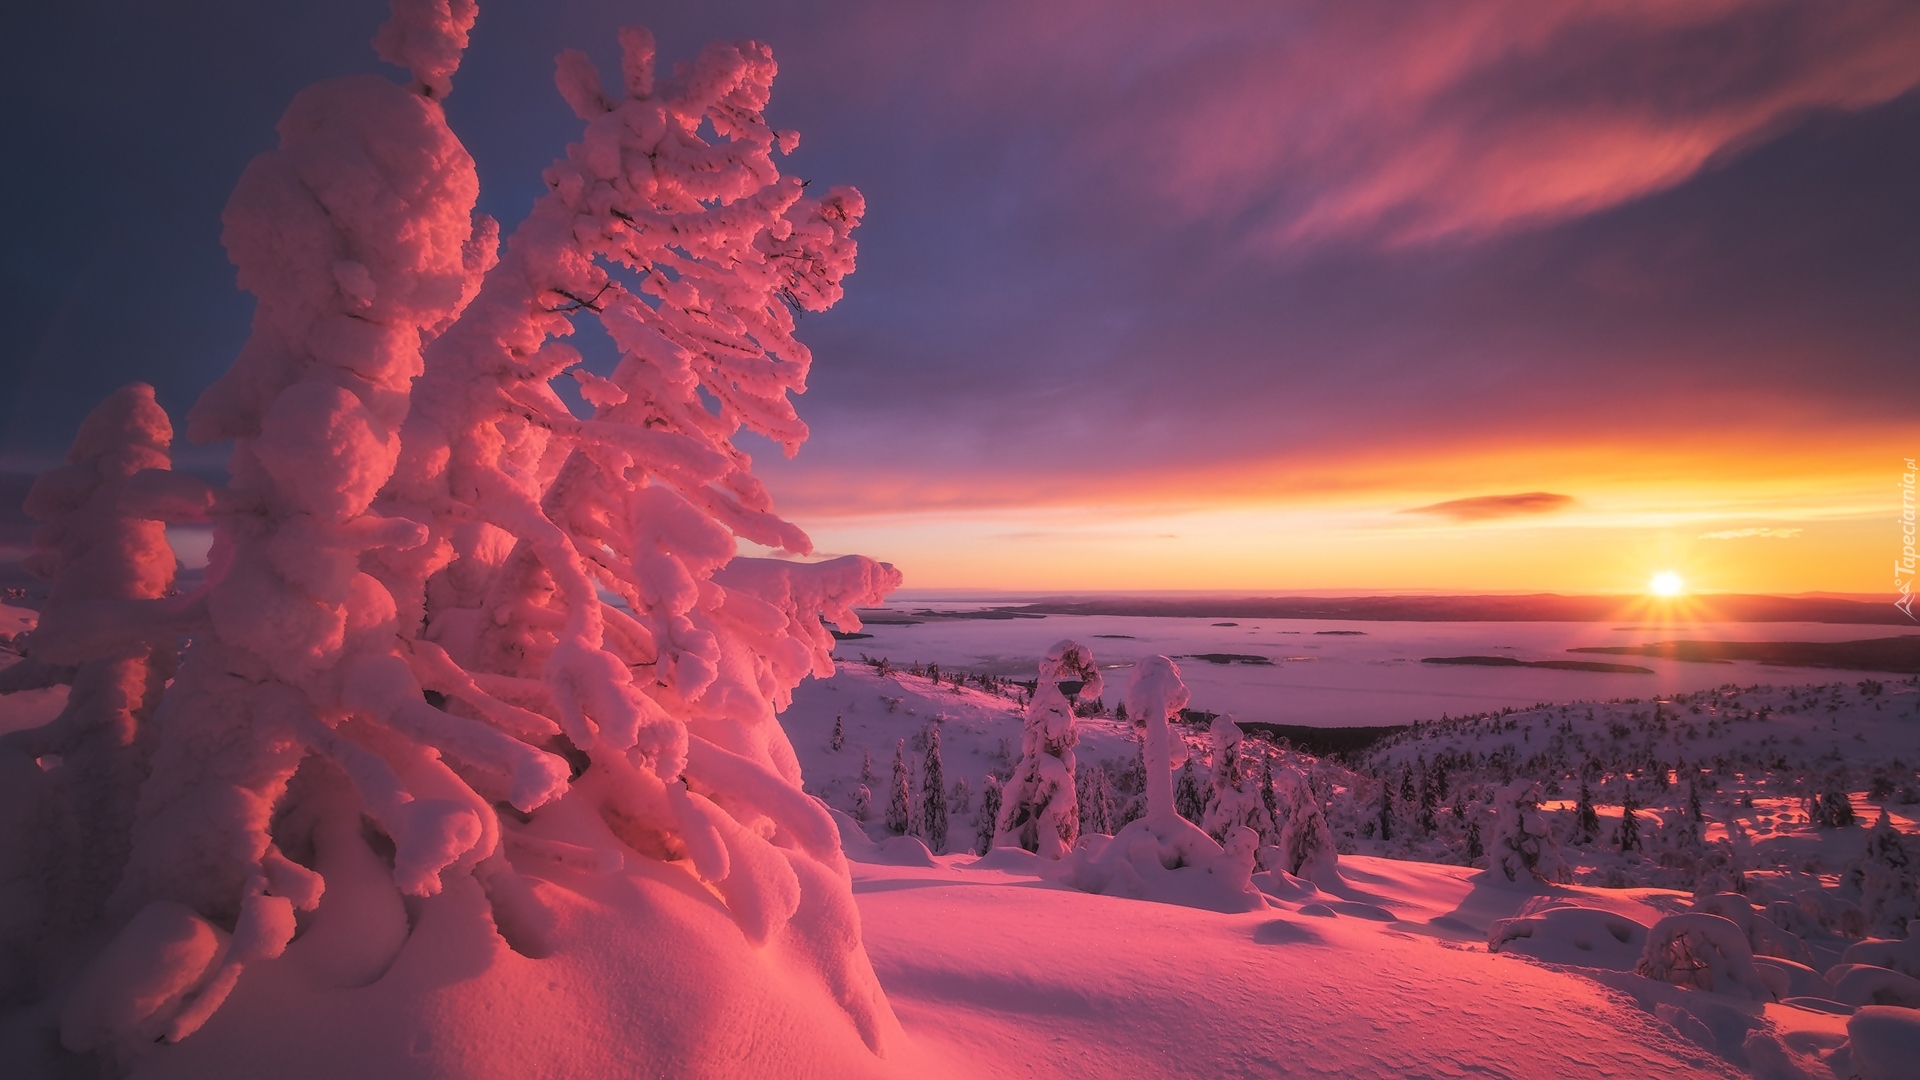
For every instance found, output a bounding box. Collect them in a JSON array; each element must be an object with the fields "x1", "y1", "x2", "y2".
[{"x1": 851, "y1": 852, "x2": 1745, "y2": 1079}]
